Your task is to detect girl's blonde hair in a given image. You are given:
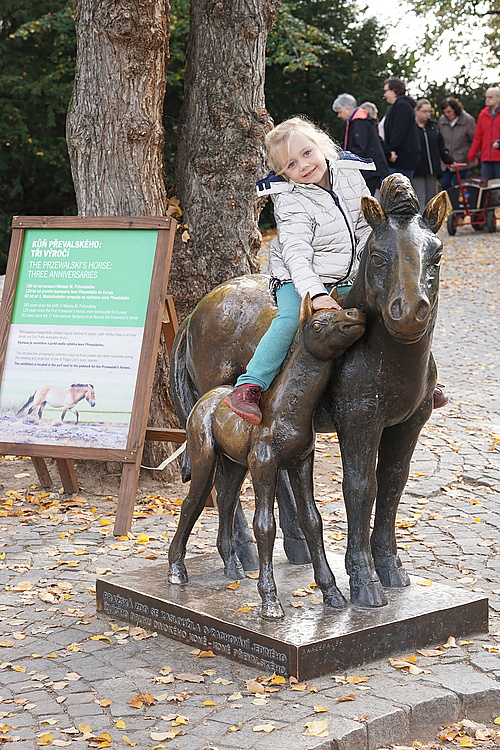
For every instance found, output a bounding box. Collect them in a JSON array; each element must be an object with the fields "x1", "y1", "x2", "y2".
[{"x1": 265, "y1": 116, "x2": 339, "y2": 176}]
